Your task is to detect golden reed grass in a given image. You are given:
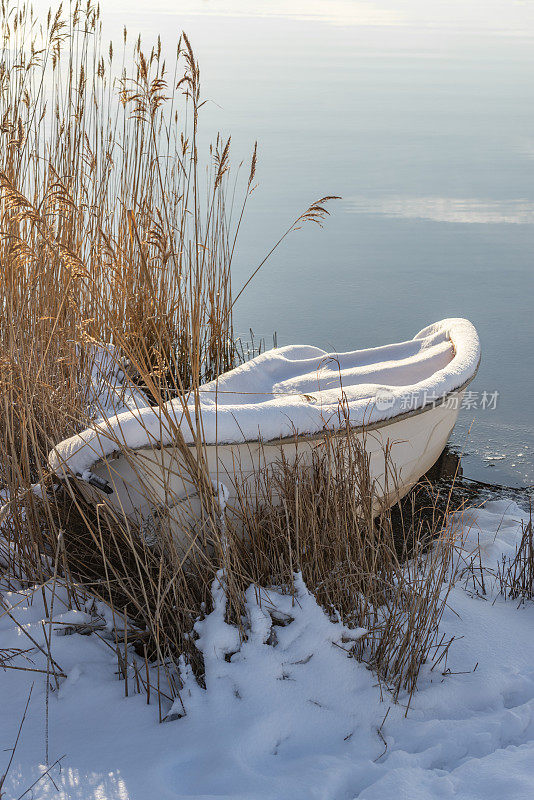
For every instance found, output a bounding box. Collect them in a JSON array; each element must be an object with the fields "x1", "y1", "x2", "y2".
[{"x1": 0, "y1": 0, "x2": 462, "y2": 710}]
